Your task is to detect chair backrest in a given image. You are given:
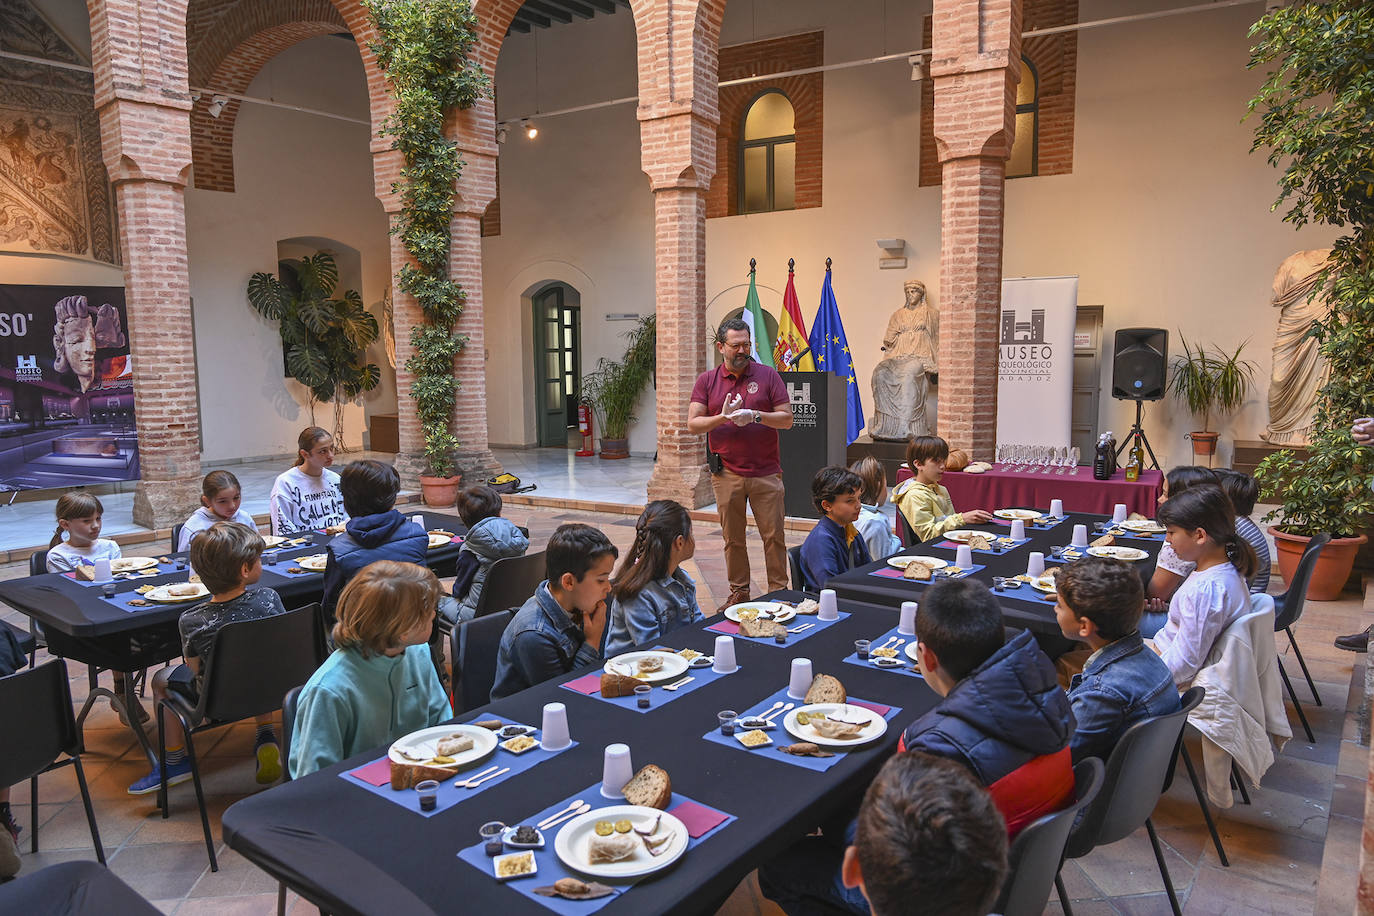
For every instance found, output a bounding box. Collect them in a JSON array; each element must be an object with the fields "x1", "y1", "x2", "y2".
[
  {"x1": 1064, "y1": 686, "x2": 1198, "y2": 858},
  {"x1": 994, "y1": 757, "x2": 1104, "y2": 916},
  {"x1": 196, "y1": 604, "x2": 327, "y2": 724},
  {"x1": 0, "y1": 659, "x2": 77, "y2": 787},
  {"x1": 28, "y1": 549, "x2": 49, "y2": 576},
  {"x1": 170, "y1": 523, "x2": 184, "y2": 553},
  {"x1": 473, "y1": 551, "x2": 546, "y2": 618},
  {"x1": 894, "y1": 510, "x2": 919, "y2": 548},
  {"x1": 451, "y1": 609, "x2": 514, "y2": 713},
  {"x1": 1274, "y1": 532, "x2": 1331, "y2": 629},
  {"x1": 787, "y1": 546, "x2": 805, "y2": 591},
  {"x1": 281, "y1": 685, "x2": 304, "y2": 782}
]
